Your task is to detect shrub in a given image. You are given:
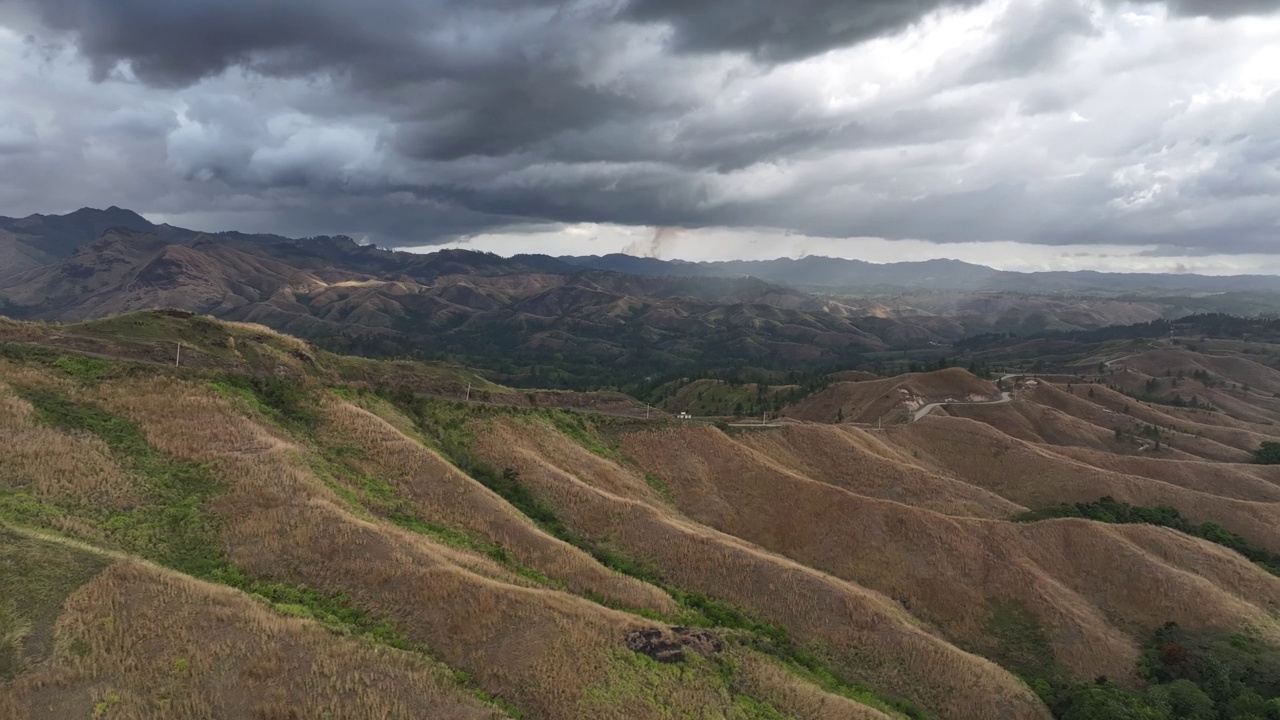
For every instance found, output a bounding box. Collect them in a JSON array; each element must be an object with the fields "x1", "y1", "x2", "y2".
[{"x1": 1253, "y1": 441, "x2": 1280, "y2": 465}]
